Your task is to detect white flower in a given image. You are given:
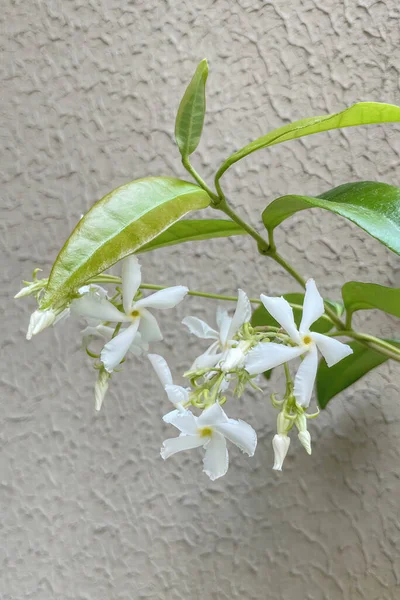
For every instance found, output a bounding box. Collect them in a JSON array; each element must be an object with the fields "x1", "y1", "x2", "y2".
[
  {"x1": 182, "y1": 289, "x2": 251, "y2": 370},
  {"x1": 272, "y1": 434, "x2": 290, "y2": 471},
  {"x1": 26, "y1": 309, "x2": 56, "y2": 340},
  {"x1": 148, "y1": 354, "x2": 189, "y2": 422},
  {"x1": 82, "y1": 324, "x2": 148, "y2": 357},
  {"x1": 161, "y1": 402, "x2": 257, "y2": 481},
  {"x1": 71, "y1": 255, "x2": 188, "y2": 372},
  {"x1": 245, "y1": 279, "x2": 353, "y2": 408}
]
